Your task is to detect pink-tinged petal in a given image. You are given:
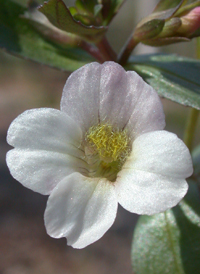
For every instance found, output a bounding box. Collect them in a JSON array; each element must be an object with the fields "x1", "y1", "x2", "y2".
[
  {"x1": 125, "y1": 130, "x2": 193, "y2": 179},
  {"x1": 98, "y1": 62, "x2": 129, "y2": 128},
  {"x1": 7, "y1": 108, "x2": 83, "y2": 156},
  {"x1": 45, "y1": 173, "x2": 118, "y2": 248},
  {"x1": 61, "y1": 62, "x2": 101, "y2": 132},
  {"x1": 61, "y1": 62, "x2": 165, "y2": 138},
  {"x1": 6, "y1": 149, "x2": 87, "y2": 195},
  {"x1": 99, "y1": 64, "x2": 165, "y2": 139},
  {"x1": 116, "y1": 169, "x2": 188, "y2": 215}
]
